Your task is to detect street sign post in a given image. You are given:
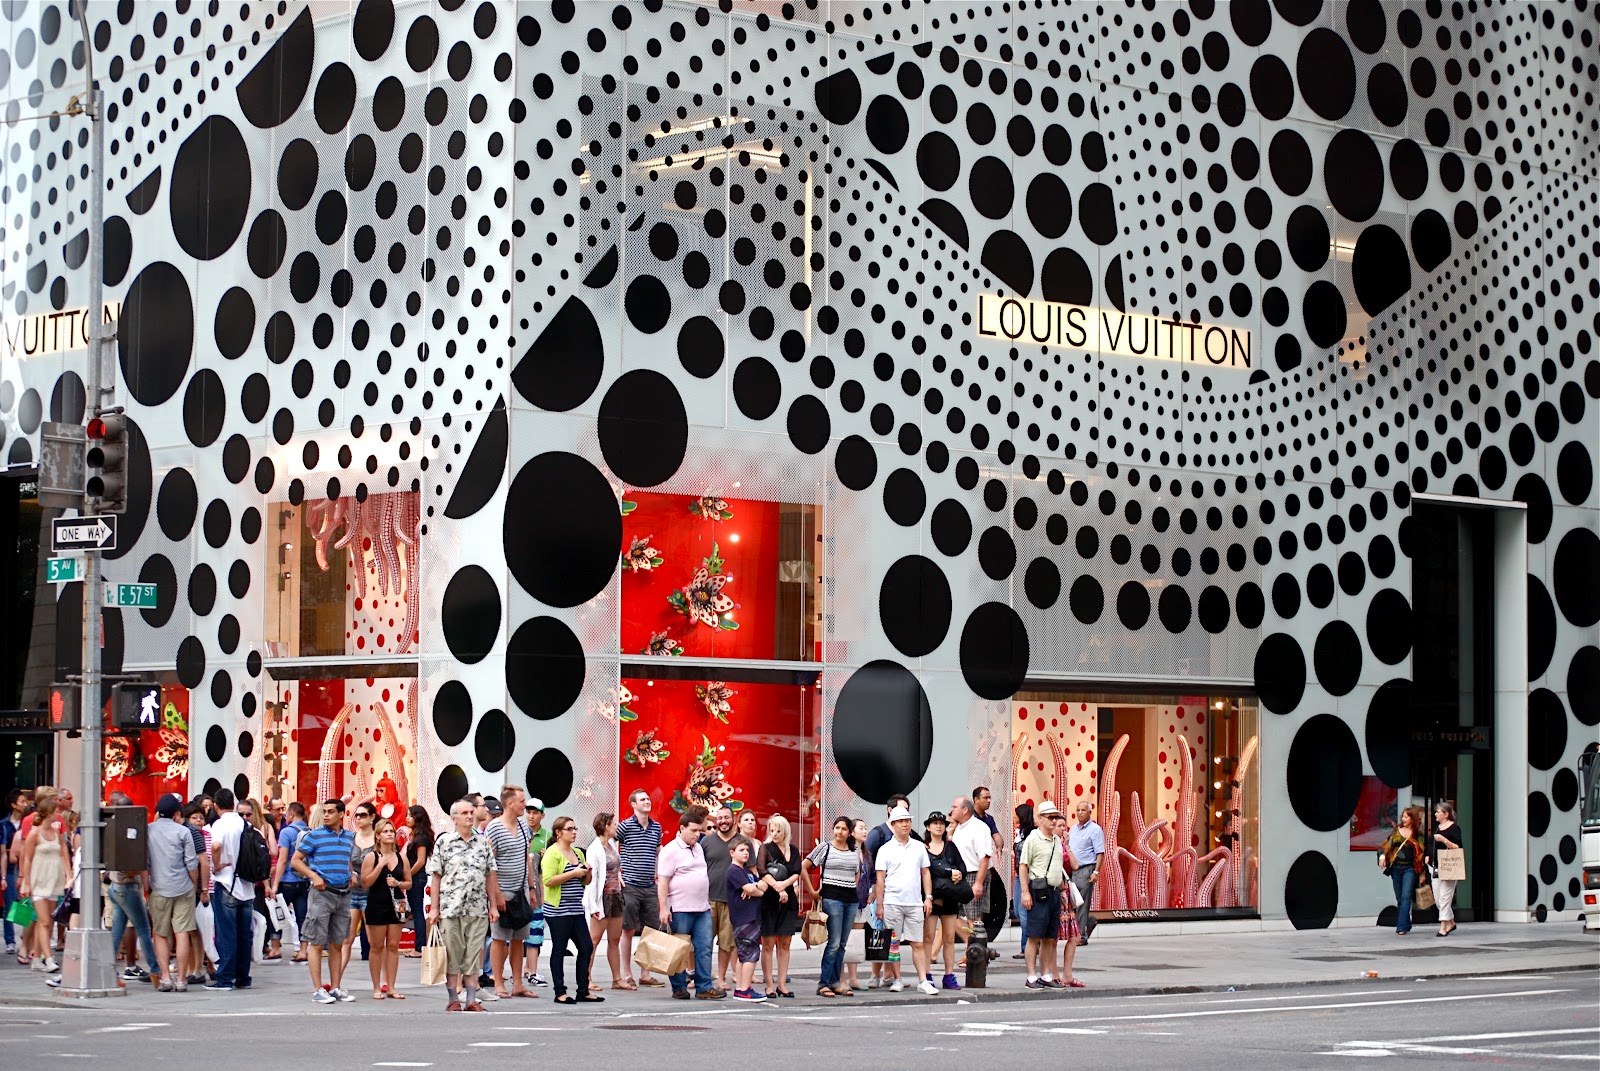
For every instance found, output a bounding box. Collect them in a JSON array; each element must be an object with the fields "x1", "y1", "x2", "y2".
[
  {"x1": 51, "y1": 514, "x2": 118, "y2": 554},
  {"x1": 47, "y1": 557, "x2": 88, "y2": 583},
  {"x1": 101, "y1": 583, "x2": 158, "y2": 608}
]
